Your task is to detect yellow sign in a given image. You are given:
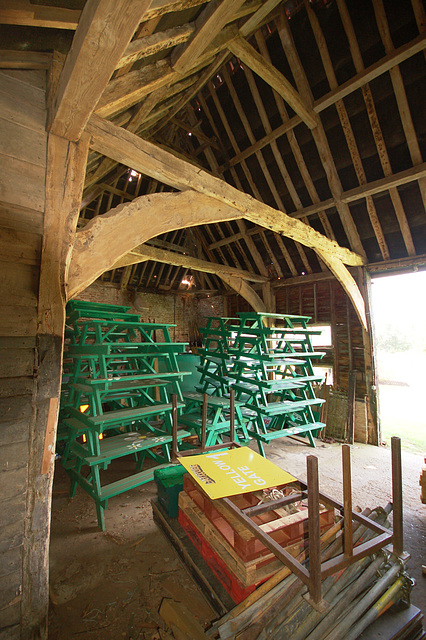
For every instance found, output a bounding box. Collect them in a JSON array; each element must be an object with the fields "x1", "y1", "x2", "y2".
[{"x1": 179, "y1": 447, "x2": 296, "y2": 500}]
